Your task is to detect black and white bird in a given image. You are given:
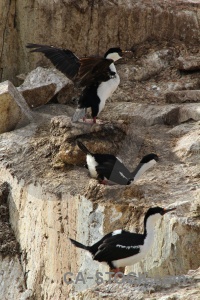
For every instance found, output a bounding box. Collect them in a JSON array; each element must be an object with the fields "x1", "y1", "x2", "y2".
[
  {"x1": 69, "y1": 206, "x2": 176, "y2": 273},
  {"x1": 26, "y1": 43, "x2": 131, "y2": 123},
  {"x1": 77, "y1": 141, "x2": 158, "y2": 185}
]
